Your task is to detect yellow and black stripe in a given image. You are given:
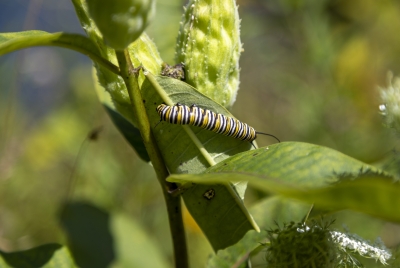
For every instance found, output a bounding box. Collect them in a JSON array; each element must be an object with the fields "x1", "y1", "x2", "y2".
[{"x1": 156, "y1": 103, "x2": 280, "y2": 144}]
